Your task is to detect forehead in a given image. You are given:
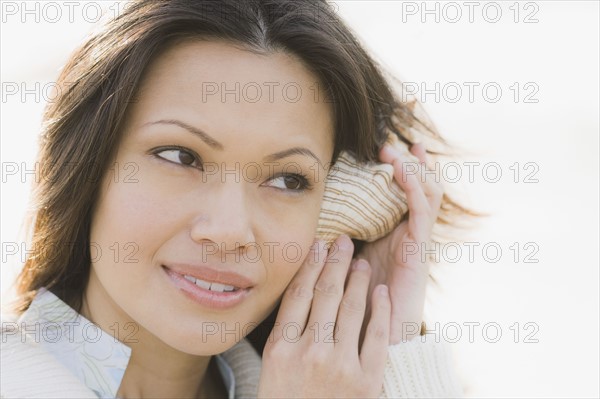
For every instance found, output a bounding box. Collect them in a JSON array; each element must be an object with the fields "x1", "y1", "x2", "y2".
[{"x1": 129, "y1": 40, "x2": 334, "y2": 158}]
